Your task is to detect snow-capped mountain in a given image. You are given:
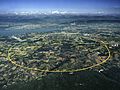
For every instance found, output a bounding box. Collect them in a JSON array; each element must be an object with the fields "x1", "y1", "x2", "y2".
[{"x1": 51, "y1": 10, "x2": 67, "y2": 14}]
